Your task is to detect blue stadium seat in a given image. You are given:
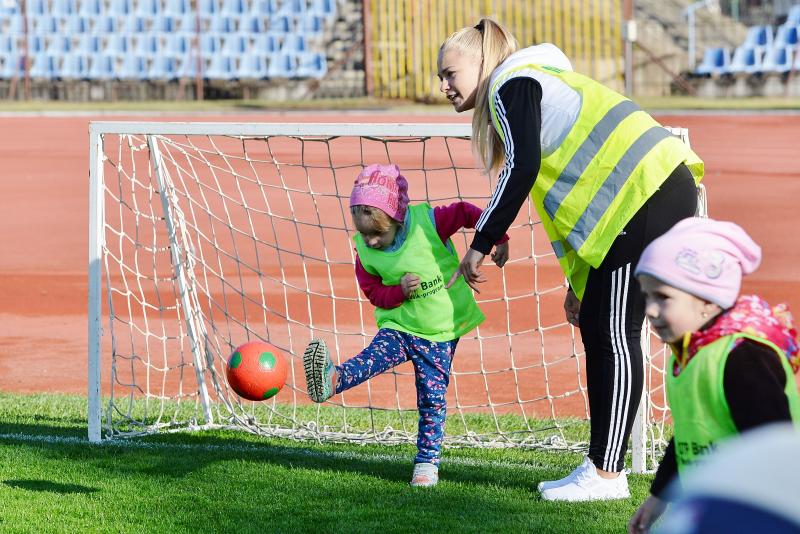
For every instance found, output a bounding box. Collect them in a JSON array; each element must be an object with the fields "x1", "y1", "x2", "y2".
[
  {"x1": 199, "y1": 34, "x2": 221, "y2": 54},
  {"x1": 29, "y1": 53, "x2": 57, "y2": 79},
  {"x1": 107, "y1": 0, "x2": 132, "y2": 16},
  {"x1": 164, "y1": 33, "x2": 190, "y2": 56},
  {"x1": 299, "y1": 13, "x2": 324, "y2": 36},
  {"x1": 266, "y1": 52, "x2": 295, "y2": 77},
  {"x1": 204, "y1": 54, "x2": 235, "y2": 79},
  {"x1": 209, "y1": 15, "x2": 234, "y2": 33},
  {"x1": 198, "y1": 0, "x2": 218, "y2": 16},
  {"x1": 31, "y1": 15, "x2": 58, "y2": 35},
  {"x1": 220, "y1": 0, "x2": 246, "y2": 16},
  {"x1": 729, "y1": 45, "x2": 764, "y2": 74},
  {"x1": 249, "y1": 0, "x2": 278, "y2": 15},
  {"x1": 66, "y1": 15, "x2": 90, "y2": 33},
  {"x1": 695, "y1": 46, "x2": 731, "y2": 76},
  {"x1": 296, "y1": 51, "x2": 326, "y2": 78},
  {"x1": 774, "y1": 24, "x2": 799, "y2": 49},
  {"x1": 135, "y1": 0, "x2": 160, "y2": 16},
  {"x1": 309, "y1": 0, "x2": 336, "y2": 19},
  {"x1": 152, "y1": 14, "x2": 177, "y2": 32},
  {"x1": 88, "y1": 54, "x2": 116, "y2": 79},
  {"x1": 148, "y1": 56, "x2": 177, "y2": 80},
  {"x1": 134, "y1": 34, "x2": 159, "y2": 55},
  {"x1": 176, "y1": 54, "x2": 198, "y2": 78},
  {"x1": 46, "y1": 35, "x2": 72, "y2": 54},
  {"x1": 221, "y1": 33, "x2": 248, "y2": 54},
  {"x1": 27, "y1": 35, "x2": 46, "y2": 54},
  {"x1": 743, "y1": 25, "x2": 773, "y2": 52},
  {"x1": 78, "y1": 0, "x2": 103, "y2": 16},
  {"x1": 77, "y1": 34, "x2": 102, "y2": 54},
  {"x1": 0, "y1": 35, "x2": 17, "y2": 54},
  {"x1": 788, "y1": 5, "x2": 800, "y2": 25},
  {"x1": 26, "y1": 0, "x2": 47, "y2": 16},
  {"x1": 58, "y1": 54, "x2": 88, "y2": 79},
  {"x1": 238, "y1": 14, "x2": 265, "y2": 33},
  {"x1": 761, "y1": 45, "x2": 794, "y2": 73},
  {"x1": 179, "y1": 13, "x2": 201, "y2": 32},
  {"x1": 253, "y1": 33, "x2": 279, "y2": 53},
  {"x1": 281, "y1": 33, "x2": 306, "y2": 52},
  {"x1": 237, "y1": 54, "x2": 266, "y2": 79},
  {"x1": 122, "y1": 15, "x2": 147, "y2": 33},
  {"x1": 103, "y1": 34, "x2": 130, "y2": 54},
  {"x1": 0, "y1": 54, "x2": 24, "y2": 79},
  {"x1": 5, "y1": 15, "x2": 24, "y2": 34},
  {"x1": 277, "y1": 0, "x2": 305, "y2": 15},
  {"x1": 267, "y1": 15, "x2": 292, "y2": 34},
  {"x1": 164, "y1": 0, "x2": 191, "y2": 15},
  {"x1": 52, "y1": 0, "x2": 77, "y2": 16},
  {"x1": 118, "y1": 54, "x2": 147, "y2": 79},
  {"x1": 95, "y1": 15, "x2": 119, "y2": 33}
]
